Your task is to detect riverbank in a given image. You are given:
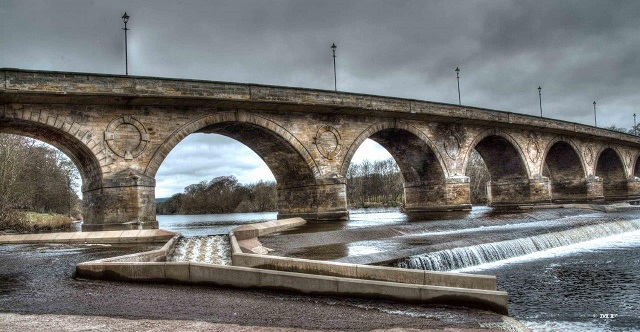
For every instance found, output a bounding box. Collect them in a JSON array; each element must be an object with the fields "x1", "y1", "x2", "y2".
[
  {"x1": 0, "y1": 211, "x2": 74, "y2": 234},
  {"x1": 0, "y1": 313, "x2": 528, "y2": 332},
  {"x1": 0, "y1": 242, "x2": 528, "y2": 331}
]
